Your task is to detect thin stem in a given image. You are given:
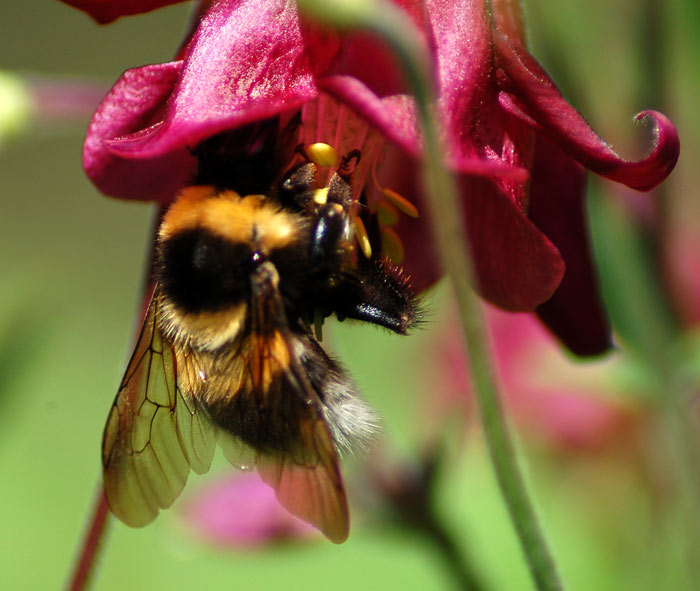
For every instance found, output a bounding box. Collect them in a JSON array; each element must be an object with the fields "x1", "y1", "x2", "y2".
[
  {"x1": 67, "y1": 488, "x2": 111, "y2": 591},
  {"x1": 419, "y1": 121, "x2": 564, "y2": 591},
  {"x1": 345, "y1": 5, "x2": 564, "y2": 590},
  {"x1": 67, "y1": 209, "x2": 161, "y2": 590}
]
